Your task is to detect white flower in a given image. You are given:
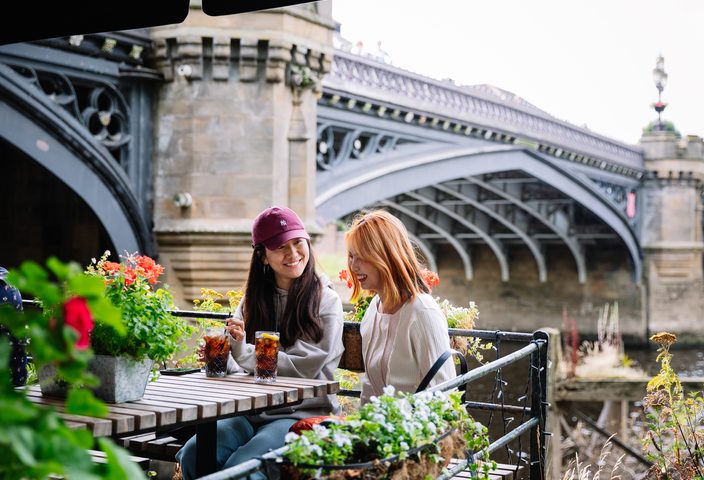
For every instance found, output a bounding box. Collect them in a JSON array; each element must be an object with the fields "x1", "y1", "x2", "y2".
[
  {"x1": 311, "y1": 424, "x2": 330, "y2": 438},
  {"x1": 382, "y1": 385, "x2": 396, "y2": 397},
  {"x1": 370, "y1": 395, "x2": 380, "y2": 404},
  {"x1": 310, "y1": 444, "x2": 323, "y2": 456},
  {"x1": 400, "y1": 441, "x2": 409, "y2": 450},
  {"x1": 284, "y1": 432, "x2": 299, "y2": 443},
  {"x1": 427, "y1": 422, "x2": 437, "y2": 434},
  {"x1": 416, "y1": 390, "x2": 433, "y2": 402},
  {"x1": 332, "y1": 432, "x2": 352, "y2": 448}
]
